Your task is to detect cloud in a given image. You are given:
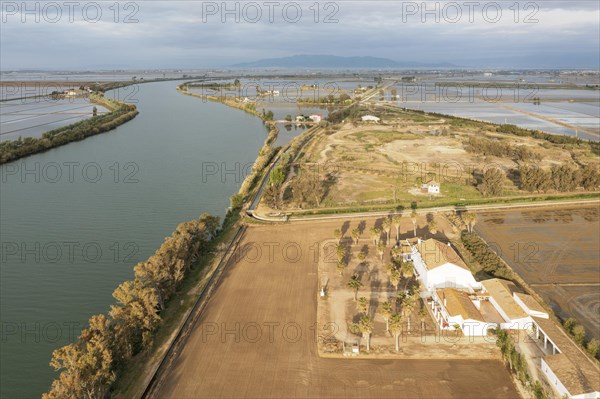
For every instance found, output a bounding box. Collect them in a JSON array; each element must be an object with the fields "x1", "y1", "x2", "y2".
[{"x1": 1, "y1": 1, "x2": 598, "y2": 69}]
